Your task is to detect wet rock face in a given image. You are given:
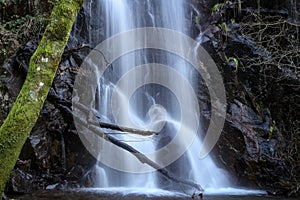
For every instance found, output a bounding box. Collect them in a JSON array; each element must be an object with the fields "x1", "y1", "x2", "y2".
[
  {"x1": 216, "y1": 69, "x2": 299, "y2": 195},
  {"x1": 204, "y1": 60, "x2": 299, "y2": 195},
  {"x1": 0, "y1": 41, "x2": 35, "y2": 125},
  {"x1": 1, "y1": 40, "x2": 96, "y2": 194},
  {"x1": 192, "y1": 0, "x2": 300, "y2": 196},
  {"x1": 202, "y1": 0, "x2": 300, "y2": 195},
  {"x1": 1, "y1": 0, "x2": 299, "y2": 196}
]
